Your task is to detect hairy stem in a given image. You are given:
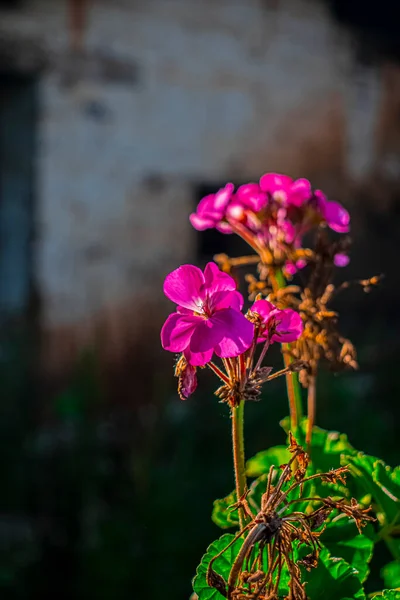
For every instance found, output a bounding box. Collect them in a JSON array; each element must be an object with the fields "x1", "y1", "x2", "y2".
[
  {"x1": 269, "y1": 270, "x2": 303, "y2": 432},
  {"x1": 231, "y1": 400, "x2": 247, "y2": 530},
  {"x1": 306, "y1": 374, "x2": 317, "y2": 451}
]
